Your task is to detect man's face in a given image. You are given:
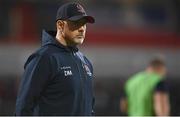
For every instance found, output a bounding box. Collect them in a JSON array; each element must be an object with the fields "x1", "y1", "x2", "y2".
[
  {"x1": 62, "y1": 18, "x2": 87, "y2": 46},
  {"x1": 150, "y1": 66, "x2": 167, "y2": 78}
]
